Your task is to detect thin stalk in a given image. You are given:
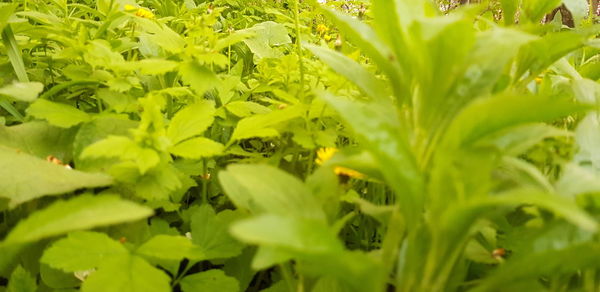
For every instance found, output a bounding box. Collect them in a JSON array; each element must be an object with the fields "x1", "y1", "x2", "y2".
[
  {"x1": 202, "y1": 158, "x2": 209, "y2": 204},
  {"x1": 292, "y1": 0, "x2": 306, "y2": 103},
  {"x1": 279, "y1": 263, "x2": 296, "y2": 292}
]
